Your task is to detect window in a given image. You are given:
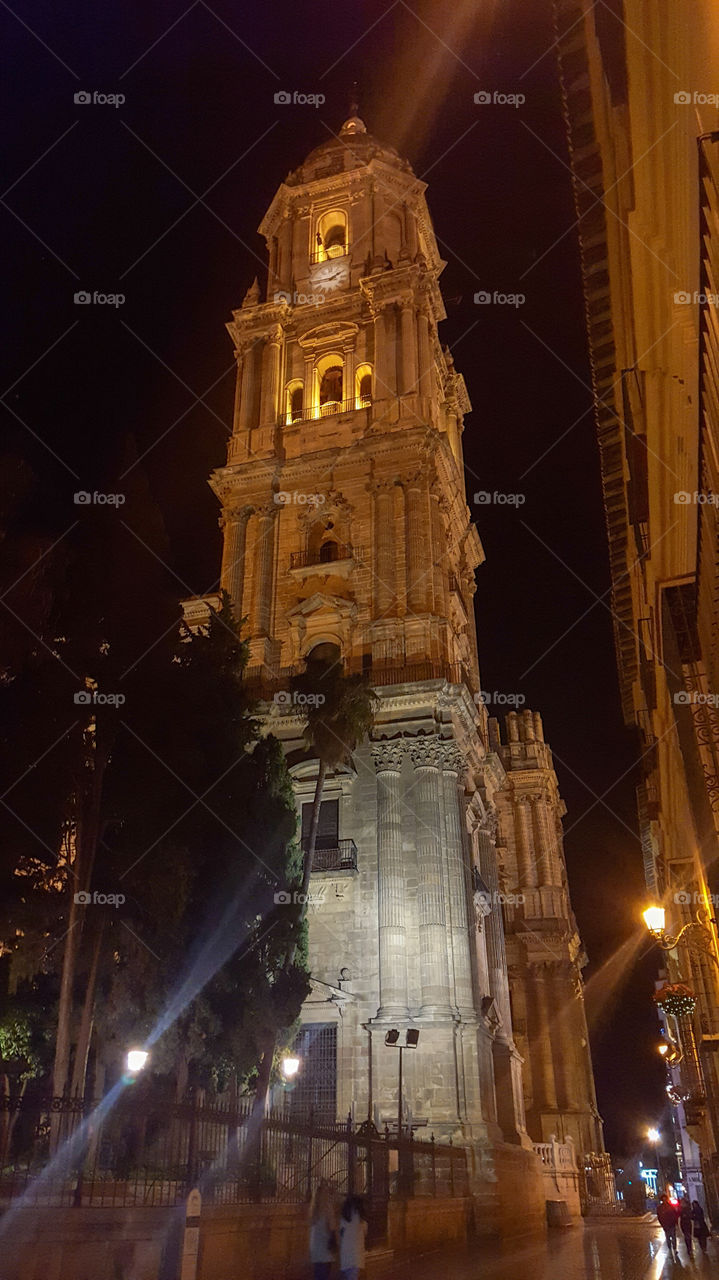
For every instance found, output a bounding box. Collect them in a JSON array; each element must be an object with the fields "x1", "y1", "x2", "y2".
[
  {"x1": 319, "y1": 366, "x2": 343, "y2": 409},
  {"x1": 290, "y1": 1024, "x2": 337, "y2": 1122},
  {"x1": 316, "y1": 210, "x2": 348, "y2": 262},
  {"x1": 285, "y1": 380, "x2": 304, "y2": 425},
  {"x1": 318, "y1": 540, "x2": 339, "y2": 563},
  {"x1": 355, "y1": 363, "x2": 373, "y2": 408},
  {"x1": 302, "y1": 798, "x2": 339, "y2": 850}
]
